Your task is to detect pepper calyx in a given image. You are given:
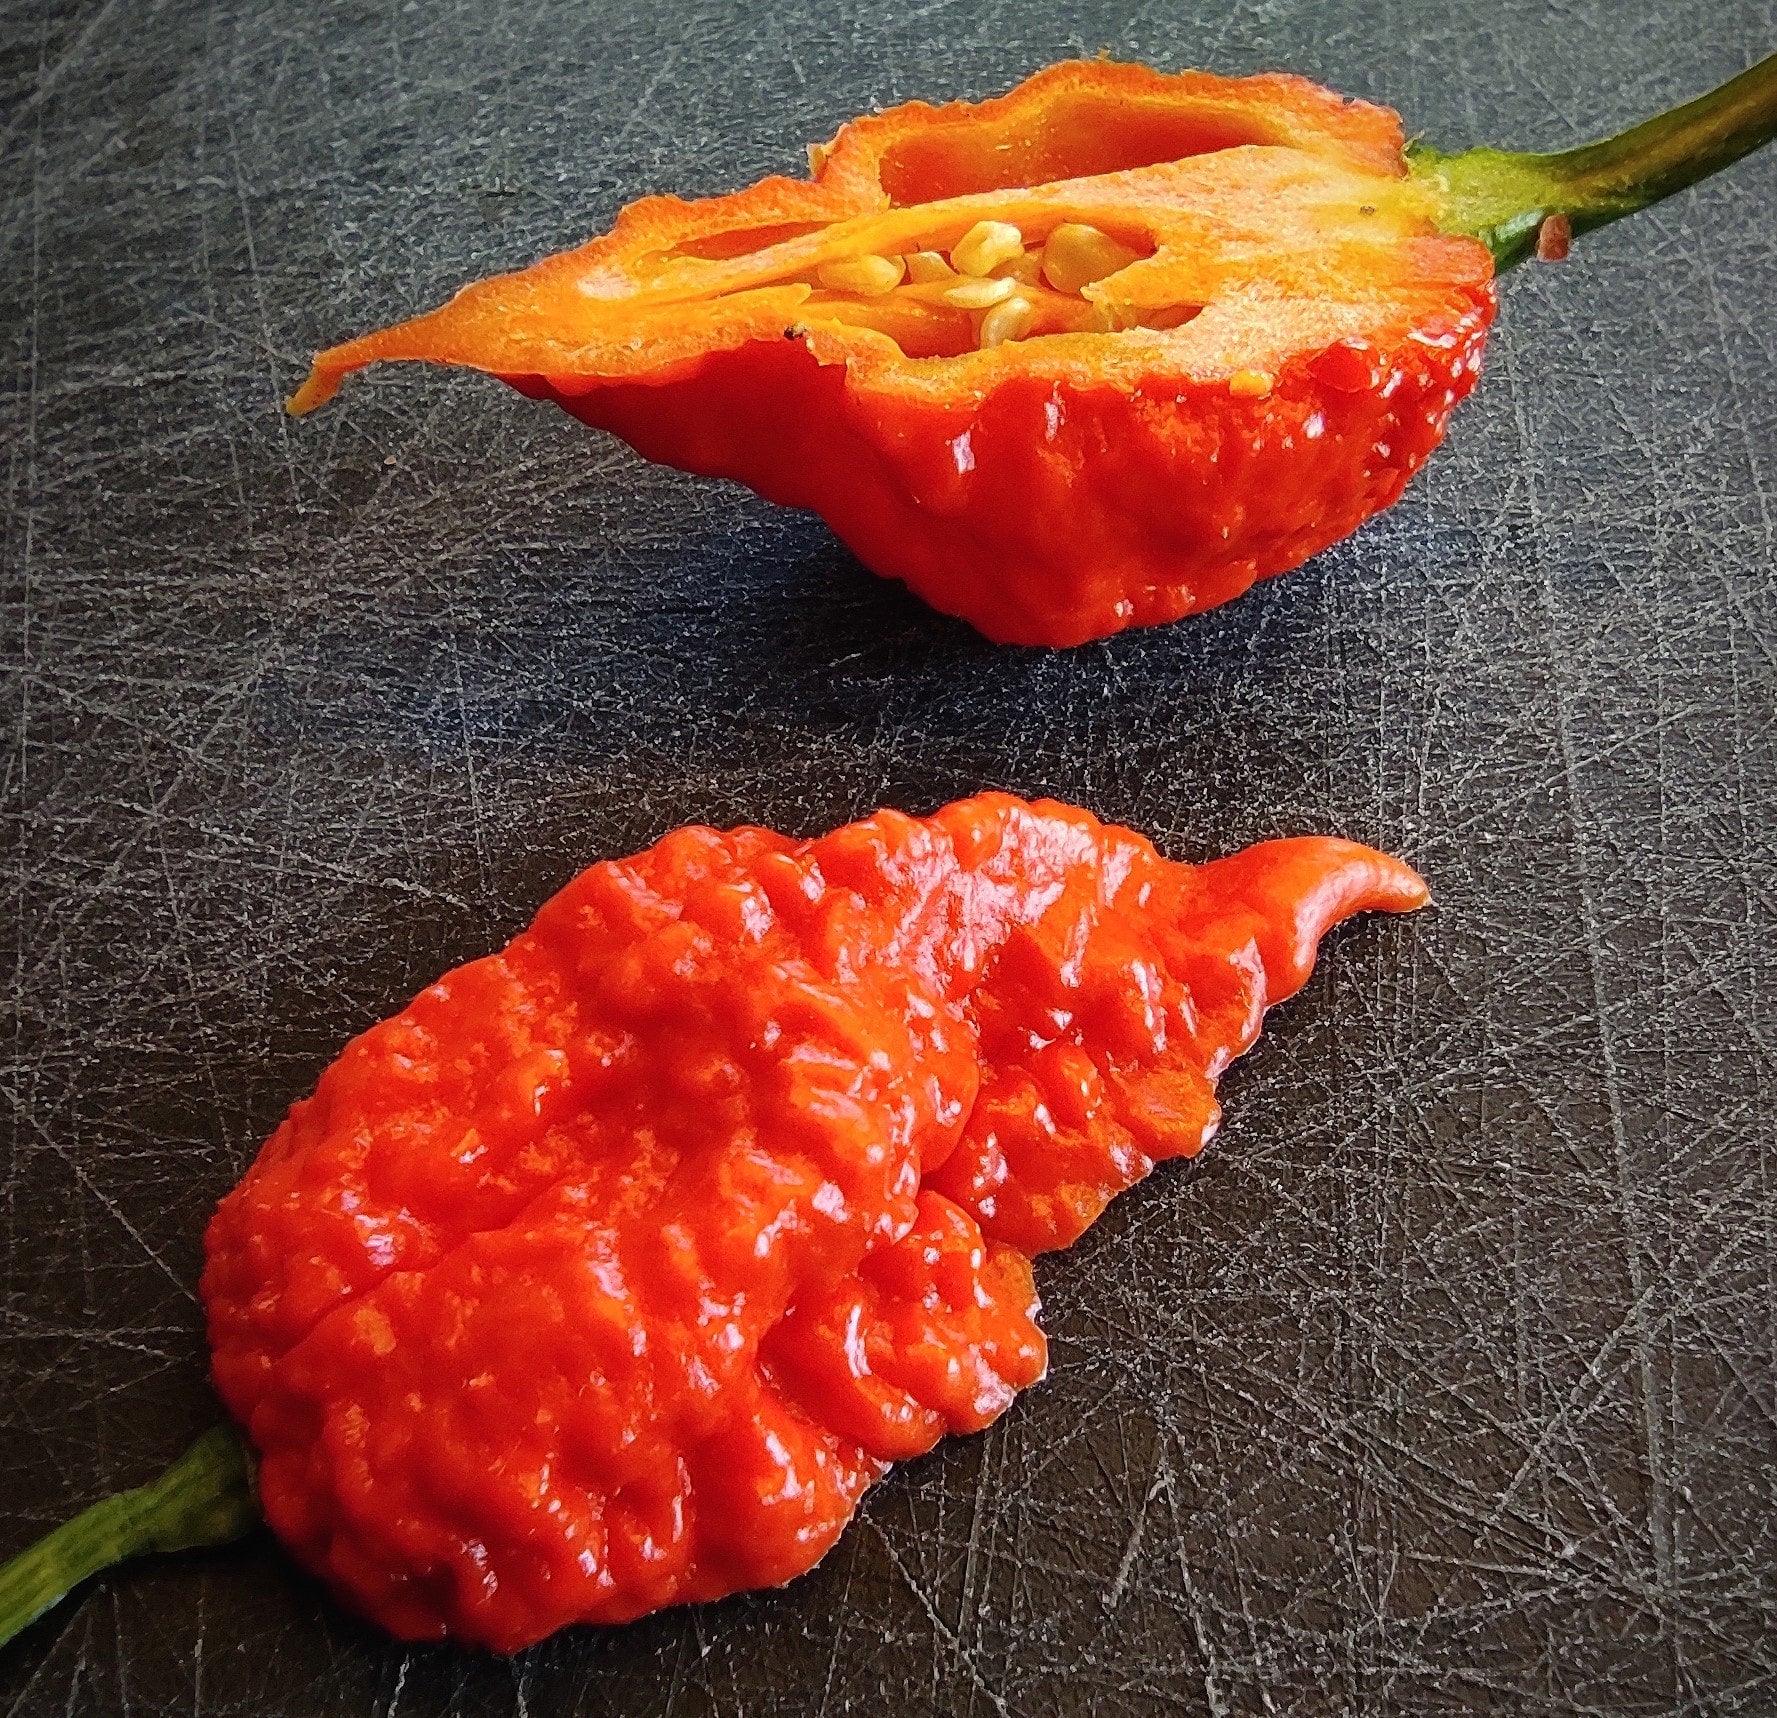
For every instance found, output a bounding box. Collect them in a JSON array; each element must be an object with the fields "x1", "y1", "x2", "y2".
[
  {"x1": 0, "y1": 1425, "x2": 259, "y2": 1650},
  {"x1": 1414, "y1": 51, "x2": 1777, "y2": 268}
]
